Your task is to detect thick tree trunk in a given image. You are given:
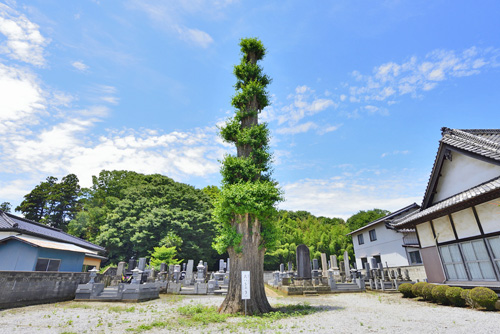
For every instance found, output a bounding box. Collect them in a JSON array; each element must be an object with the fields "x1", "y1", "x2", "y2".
[{"x1": 218, "y1": 214, "x2": 272, "y2": 315}]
